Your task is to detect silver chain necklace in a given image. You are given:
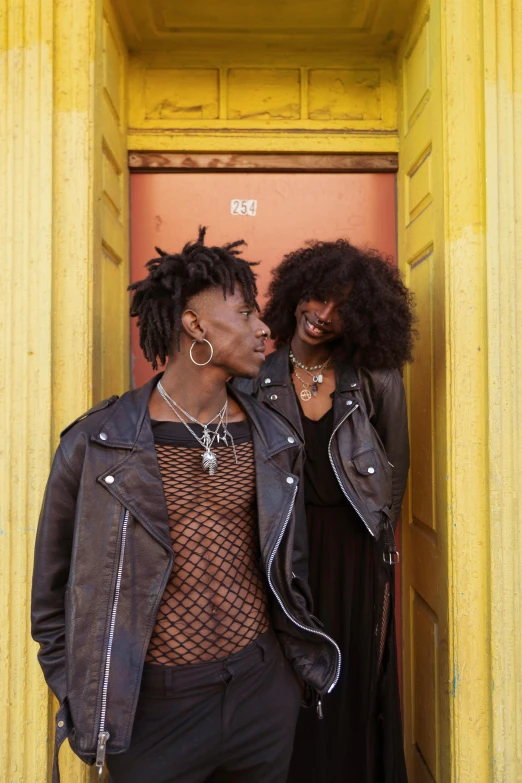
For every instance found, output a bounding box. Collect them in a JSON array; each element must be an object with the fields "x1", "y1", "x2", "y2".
[
  {"x1": 289, "y1": 349, "x2": 332, "y2": 374},
  {"x1": 289, "y1": 351, "x2": 332, "y2": 397},
  {"x1": 157, "y1": 381, "x2": 237, "y2": 475}
]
